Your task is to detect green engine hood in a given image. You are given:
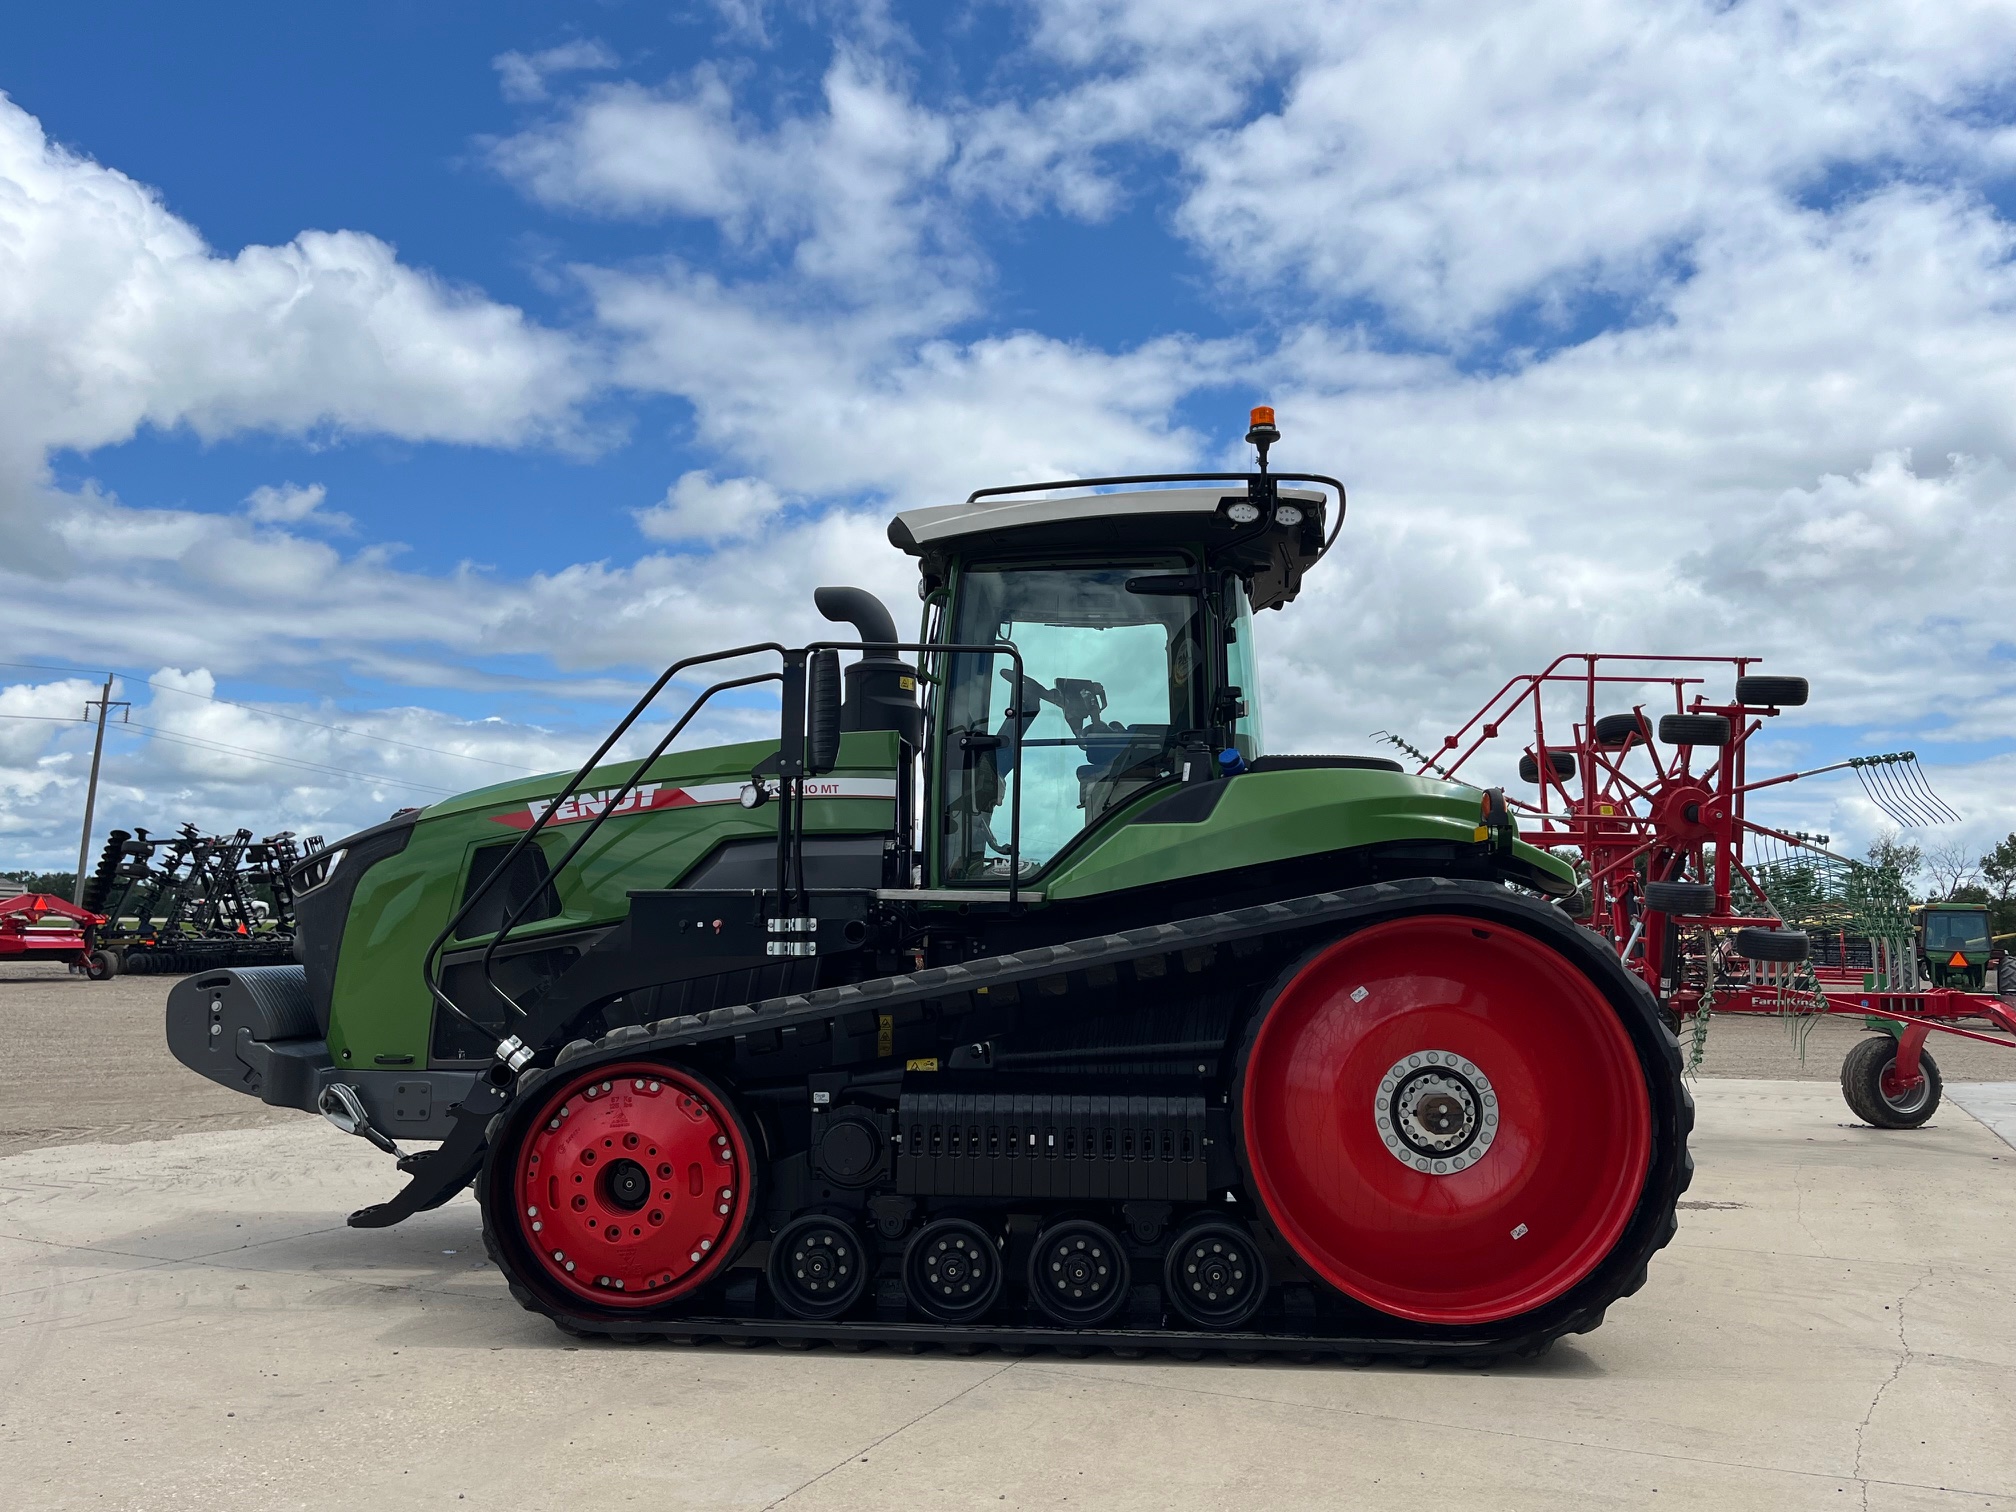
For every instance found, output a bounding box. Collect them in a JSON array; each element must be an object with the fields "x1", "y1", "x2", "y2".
[{"x1": 1041, "y1": 767, "x2": 1571, "y2": 901}]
